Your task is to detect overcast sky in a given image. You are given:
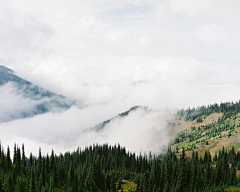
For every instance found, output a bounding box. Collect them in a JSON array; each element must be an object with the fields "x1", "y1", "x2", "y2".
[
  {"x1": 1, "y1": 0, "x2": 240, "y2": 156},
  {"x1": 1, "y1": 0, "x2": 240, "y2": 109}
]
